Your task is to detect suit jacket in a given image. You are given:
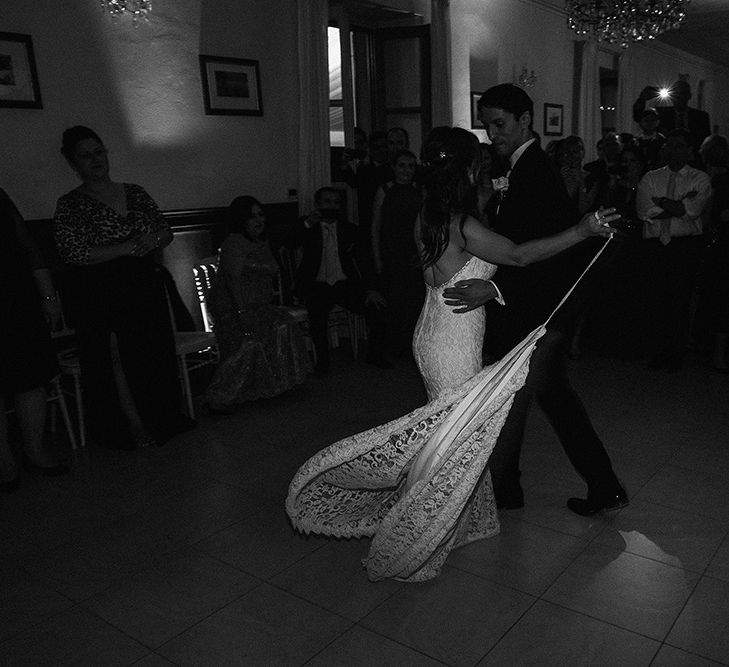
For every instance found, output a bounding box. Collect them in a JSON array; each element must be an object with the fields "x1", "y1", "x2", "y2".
[
  {"x1": 292, "y1": 218, "x2": 369, "y2": 300},
  {"x1": 485, "y1": 141, "x2": 592, "y2": 358}
]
